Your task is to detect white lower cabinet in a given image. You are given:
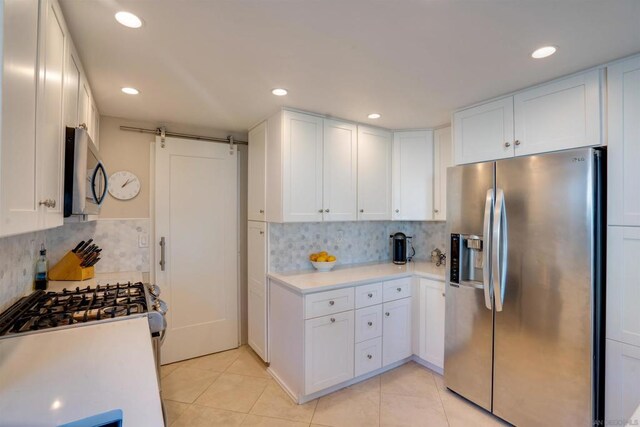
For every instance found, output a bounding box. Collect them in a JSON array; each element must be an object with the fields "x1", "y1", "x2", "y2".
[
  {"x1": 355, "y1": 337, "x2": 383, "y2": 377},
  {"x1": 304, "y1": 311, "x2": 355, "y2": 395},
  {"x1": 606, "y1": 339, "x2": 640, "y2": 424},
  {"x1": 416, "y1": 278, "x2": 445, "y2": 369},
  {"x1": 355, "y1": 305, "x2": 382, "y2": 343},
  {"x1": 247, "y1": 221, "x2": 267, "y2": 361},
  {"x1": 382, "y1": 298, "x2": 412, "y2": 366}
]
